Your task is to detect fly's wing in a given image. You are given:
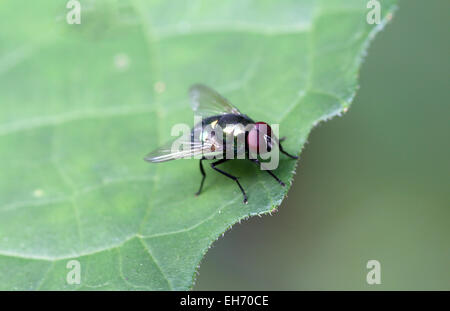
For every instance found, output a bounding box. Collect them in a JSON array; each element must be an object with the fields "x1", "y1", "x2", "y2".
[
  {"x1": 189, "y1": 84, "x2": 241, "y2": 117},
  {"x1": 144, "y1": 132, "x2": 223, "y2": 163}
]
